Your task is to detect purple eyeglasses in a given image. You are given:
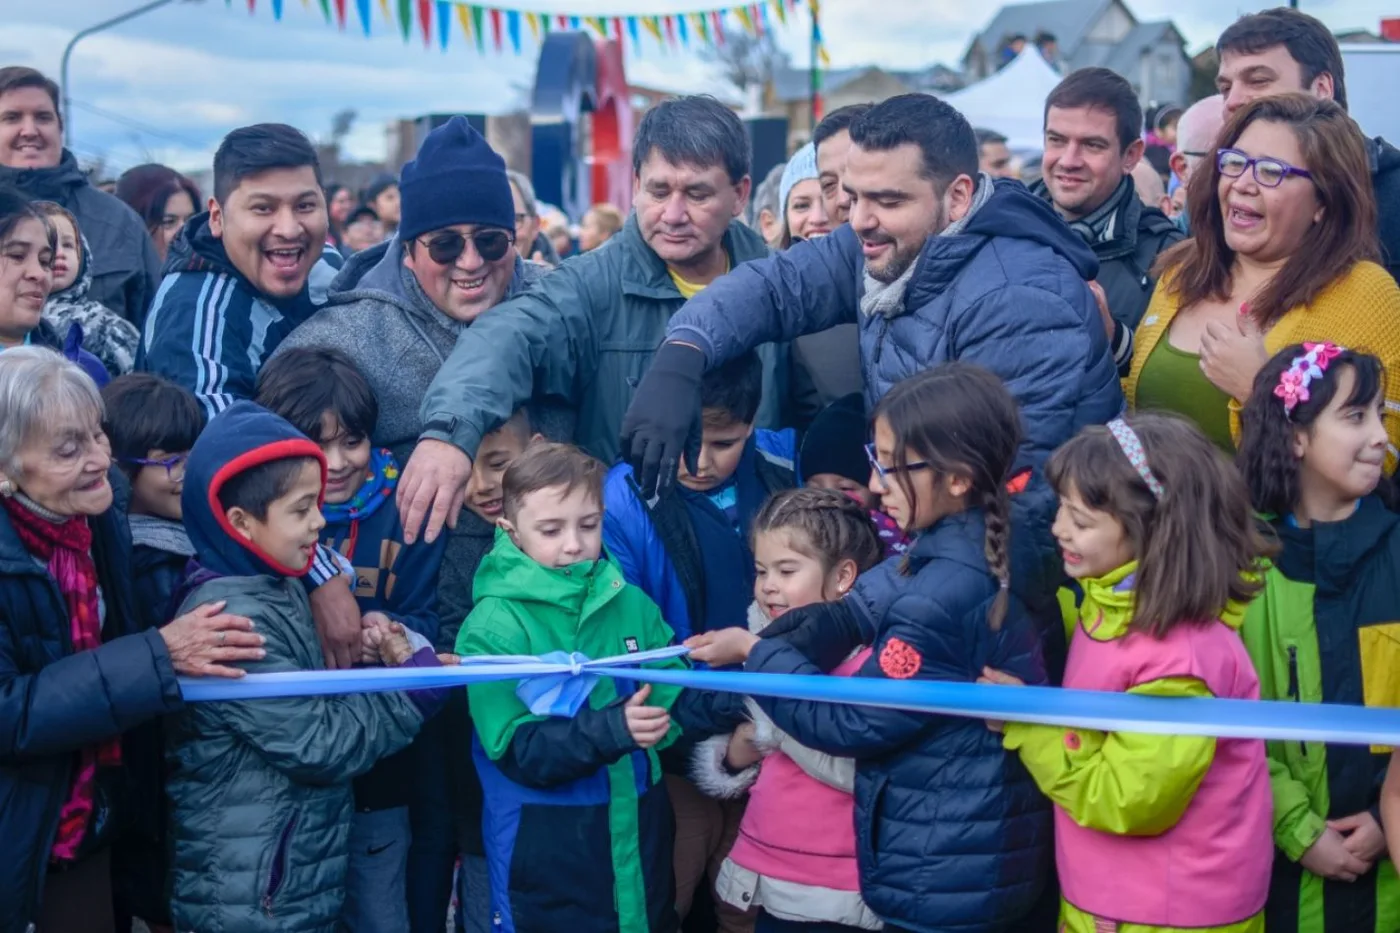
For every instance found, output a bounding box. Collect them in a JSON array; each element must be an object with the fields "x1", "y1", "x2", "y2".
[
  {"x1": 121, "y1": 453, "x2": 188, "y2": 478},
  {"x1": 1217, "y1": 148, "x2": 1313, "y2": 188}
]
